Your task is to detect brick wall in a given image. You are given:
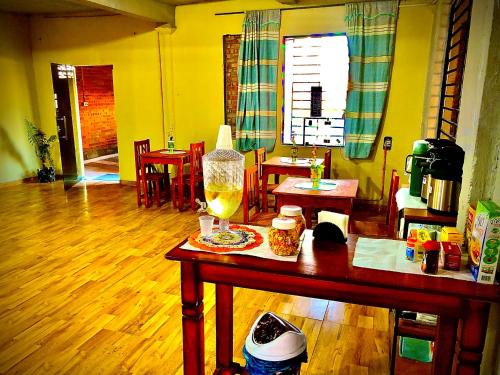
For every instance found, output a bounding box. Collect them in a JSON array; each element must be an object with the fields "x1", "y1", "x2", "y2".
[
  {"x1": 223, "y1": 35, "x2": 241, "y2": 136},
  {"x1": 75, "y1": 65, "x2": 117, "y2": 160}
]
